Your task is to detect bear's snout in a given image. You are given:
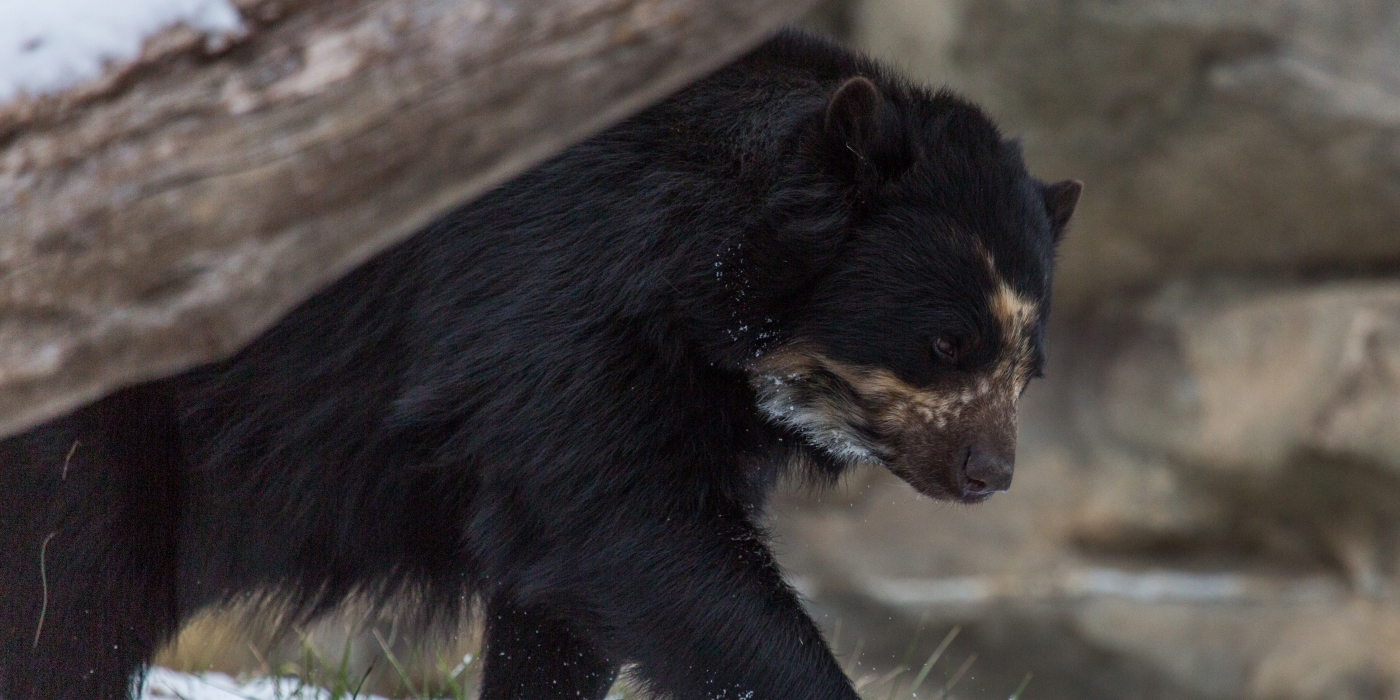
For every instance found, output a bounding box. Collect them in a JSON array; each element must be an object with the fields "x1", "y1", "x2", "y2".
[{"x1": 956, "y1": 446, "x2": 1013, "y2": 501}]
